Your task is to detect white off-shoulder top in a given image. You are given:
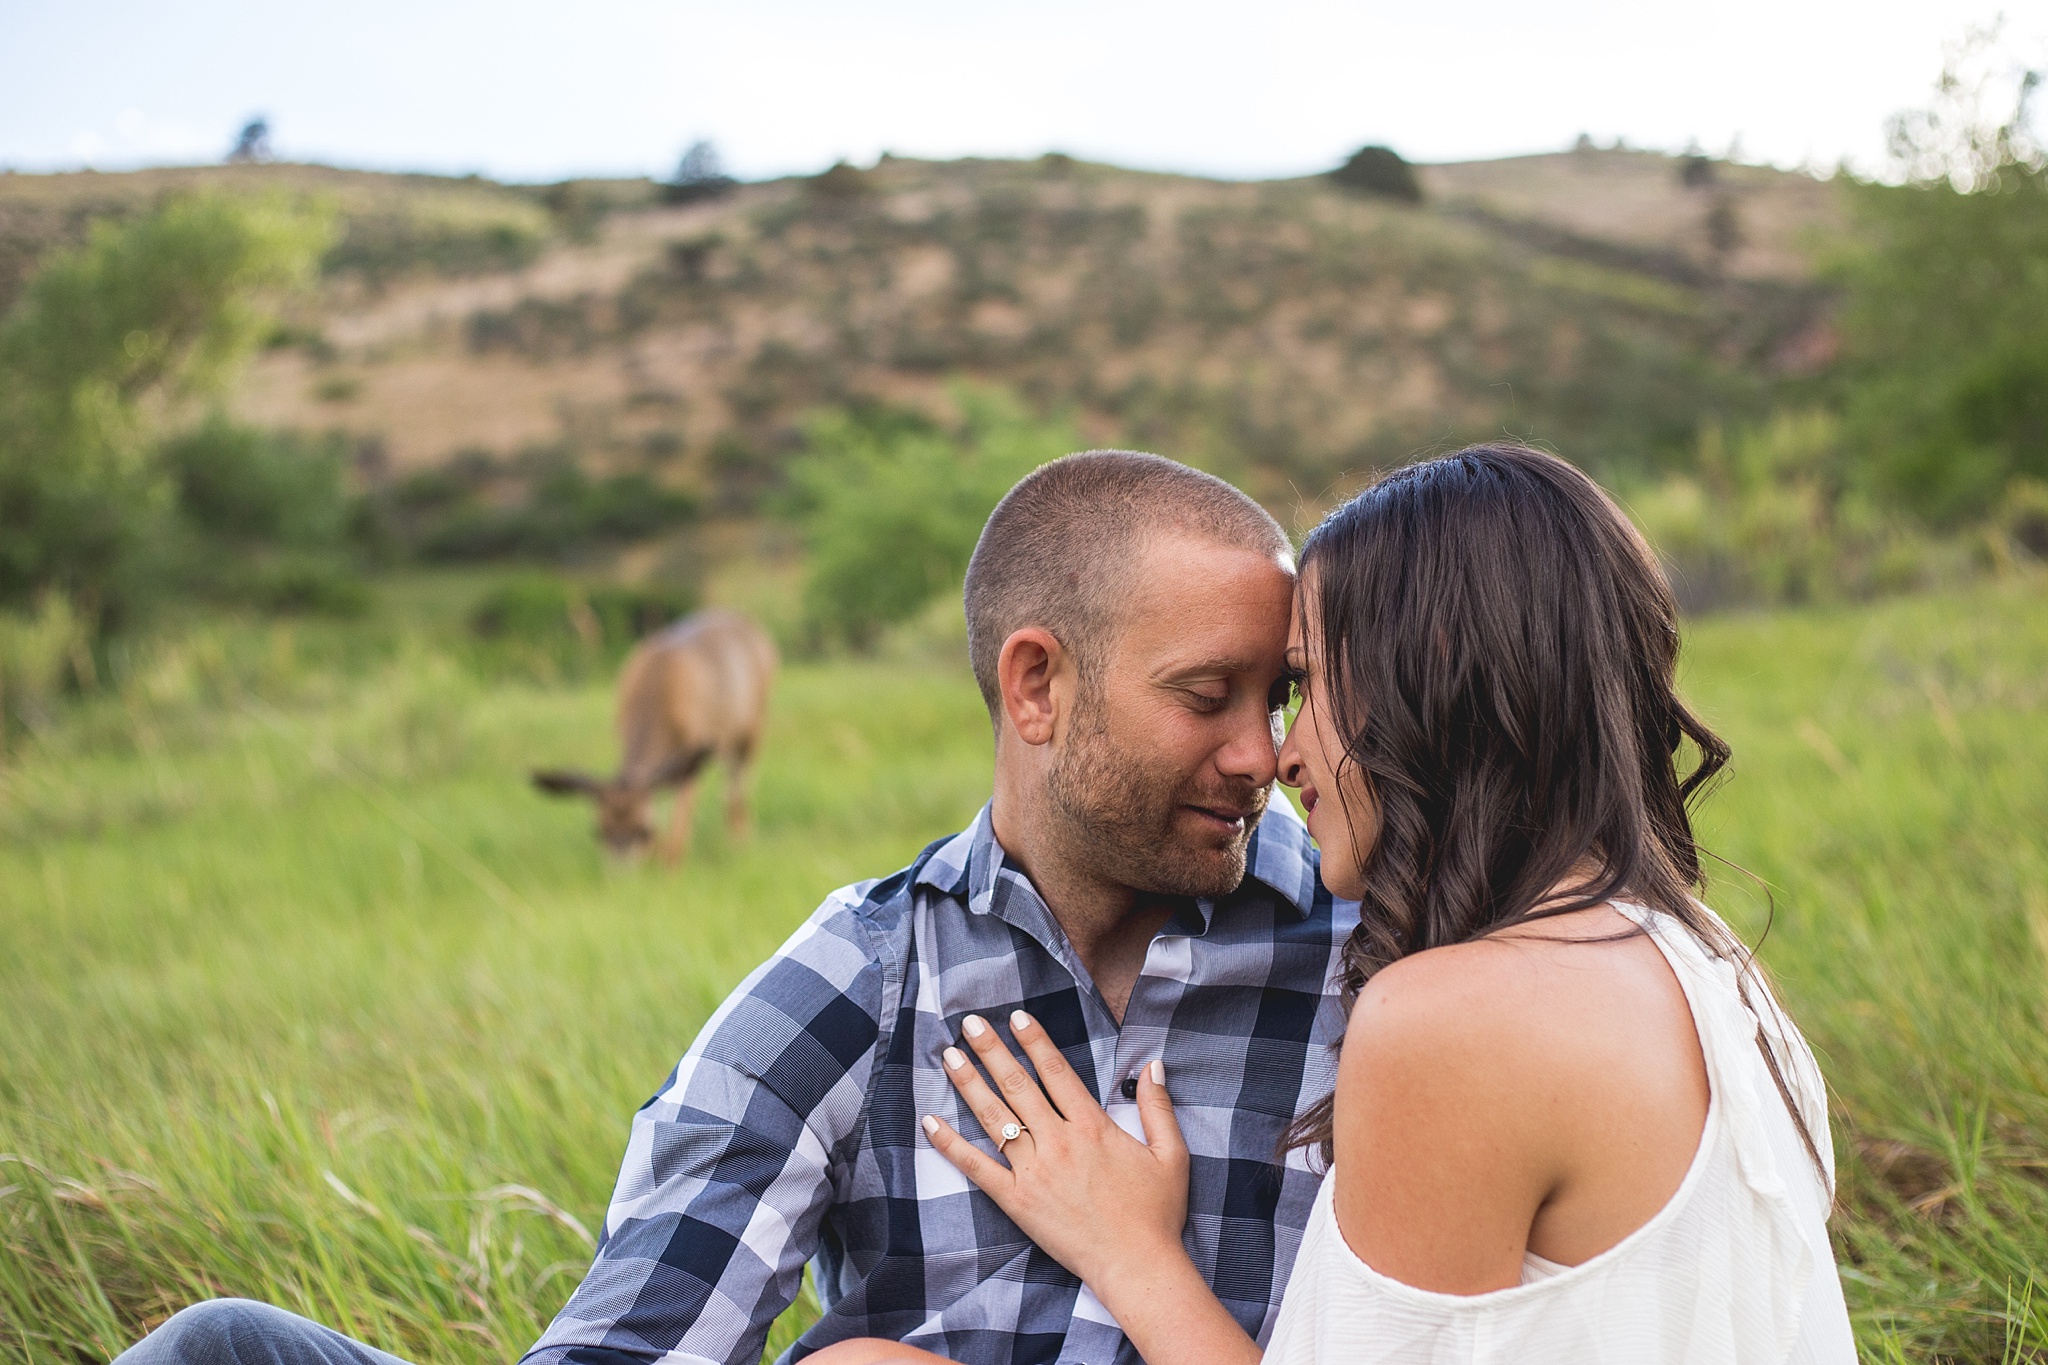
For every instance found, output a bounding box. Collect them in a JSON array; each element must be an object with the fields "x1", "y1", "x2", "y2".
[{"x1": 1261, "y1": 903, "x2": 1856, "y2": 1365}]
